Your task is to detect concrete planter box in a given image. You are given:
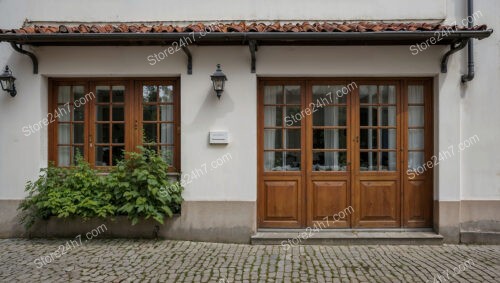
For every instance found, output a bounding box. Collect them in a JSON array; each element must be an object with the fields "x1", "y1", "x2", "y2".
[{"x1": 27, "y1": 215, "x2": 180, "y2": 239}]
